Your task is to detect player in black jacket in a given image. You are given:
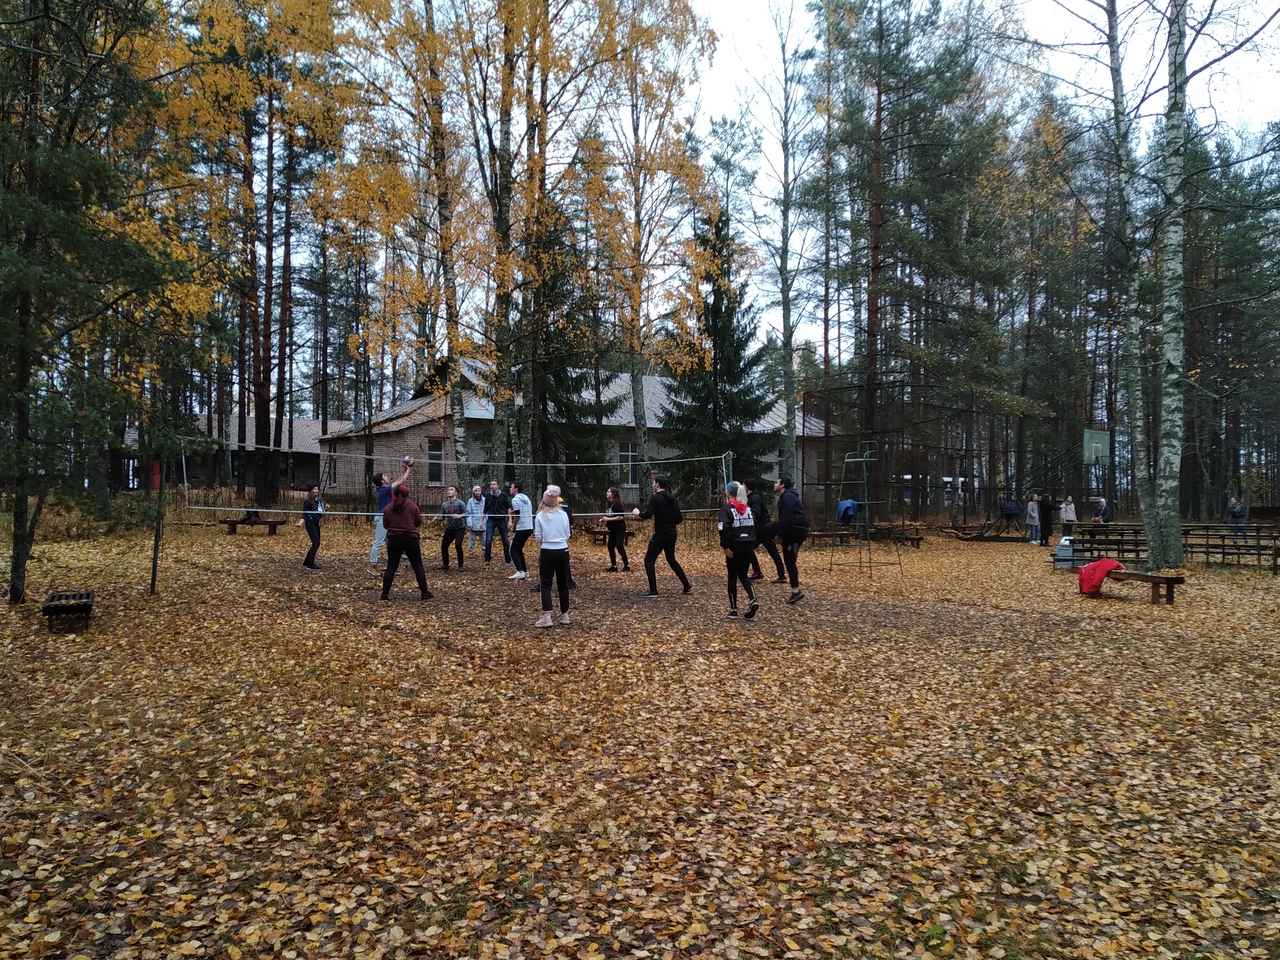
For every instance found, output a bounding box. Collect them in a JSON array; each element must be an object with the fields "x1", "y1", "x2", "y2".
[
  {"x1": 761, "y1": 475, "x2": 808, "y2": 603},
  {"x1": 632, "y1": 475, "x2": 692, "y2": 597},
  {"x1": 744, "y1": 477, "x2": 782, "y2": 581}
]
